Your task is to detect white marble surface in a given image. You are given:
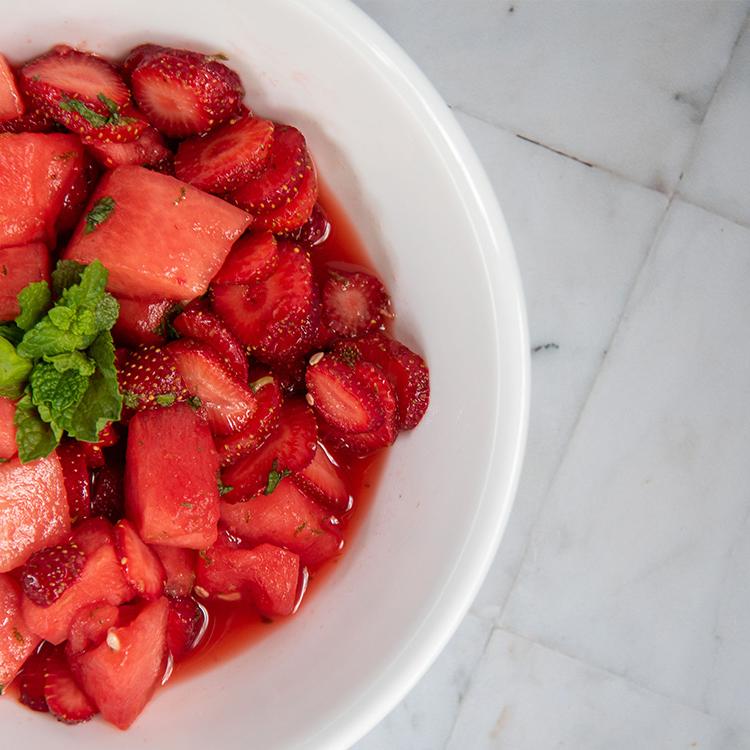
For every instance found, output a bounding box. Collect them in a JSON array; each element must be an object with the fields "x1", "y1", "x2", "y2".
[{"x1": 351, "y1": 1, "x2": 750, "y2": 748}]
